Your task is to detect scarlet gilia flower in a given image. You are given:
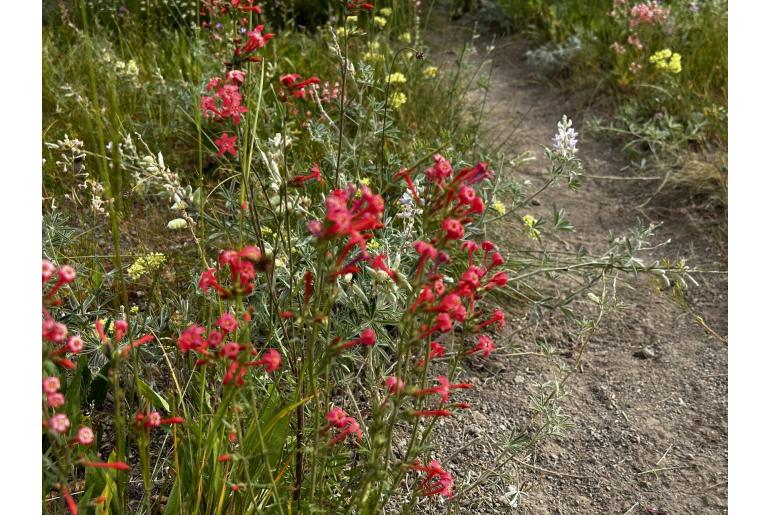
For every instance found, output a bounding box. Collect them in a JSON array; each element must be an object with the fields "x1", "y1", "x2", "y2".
[
  {"x1": 49, "y1": 413, "x2": 71, "y2": 434},
  {"x1": 114, "y1": 320, "x2": 128, "y2": 343},
  {"x1": 338, "y1": 328, "x2": 376, "y2": 350},
  {"x1": 76, "y1": 427, "x2": 95, "y2": 446},
  {"x1": 280, "y1": 74, "x2": 321, "y2": 100},
  {"x1": 201, "y1": 81, "x2": 249, "y2": 125},
  {"x1": 419, "y1": 312, "x2": 453, "y2": 340},
  {"x1": 412, "y1": 375, "x2": 473, "y2": 403},
  {"x1": 411, "y1": 460, "x2": 454, "y2": 498},
  {"x1": 442, "y1": 218, "x2": 464, "y2": 241},
  {"x1": 81, "y1": 460, "x2": 131, "y2": 471},
  {"x1": 217, "y1": 313, "x2": 239, "y2": 333},
  {"x1": 42, "y1": 260, "x2": 56, "y2": 283},
  {"x1": 418, "y1": 341, "x2": 446, "y2": 367},
  {"x1": 316, "y1": 185, "x2": 385, "y2": 266},
  {"x1": 178, "y1": 324, "x2": 207, "y2": 353},
  {"x1": 43, "y1": 376, "x2": 61, "y2": 394},
  {"x1": 246, "y1": 348, "x2": 282, "y2": 372},
  {"x1": 136, "y1": 411, "x2": 185, "y2": 430},
  {"x1": 478, "y1": 308, "x2": 505, "y2": 330},
  {"x1": 279, "y1": 310, "x2": 295, "y2": 319},
  {"x1": 425, "y1": 154, "x2": 454, "y2": 184},
  {"x1": 47, "y1": 392, "x2": 65, "y2": 408},
  {"x1": 468, "y1": 334, "x2": 495, "y2": 358},
  {"x1": 66, "y1": 335, "x2": 84, "y2": 354},
  {"x1": 324, "y1": 407, "x2": 363, "y2": 445},
  {"x1": 120, "y1": 334, "x2": 155, "y2": 356},
  {"x1": 199, "y1": 245, "x2": 270, "y2": 297},
  {"x1": 371, "y1": 254, "x2": 398, "y2": 281},
  {"x1": 394, "y1": 167, "x2": 421, "y2": 204},
  {"x1": 215, "y1": 133, "x2": 238, "y2": 157},
  {"x1": 347, "y1": 0, "x2": 375, "y2": 12},
  {"x1": 60, "y1": 484, "x2": 78, "y2": 514},
  {"x1": 235, "y1": 24, "x2": 274, "y2": 56},
  {"x1": 43, "y1": 319, "x2": 68, "y2": 343},
  {"x1": 231, "y1": 0, "x2": 262, "y2": 13},
  {"x1": 289, "y1": 163, "x2": 324, "y2": 186},
  {"x1": 217, "y1": 453, "x2": 231, "y2": 462},
  {"x1": 384, "y1": 376, "x2": 405, "y2": 394}
]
